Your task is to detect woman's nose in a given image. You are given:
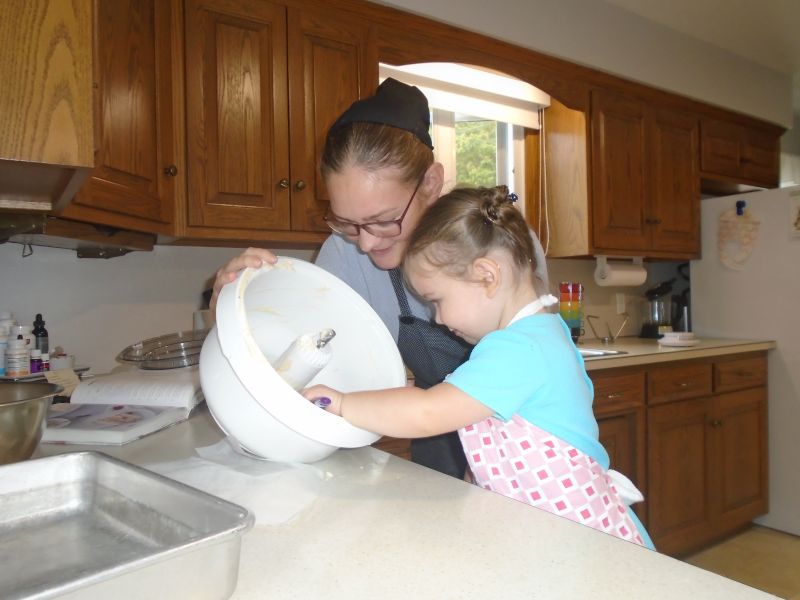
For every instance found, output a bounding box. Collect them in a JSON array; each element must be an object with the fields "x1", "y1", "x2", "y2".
[{"x1": 356, "y1": 228, "x2": 380, "y2": 252}]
